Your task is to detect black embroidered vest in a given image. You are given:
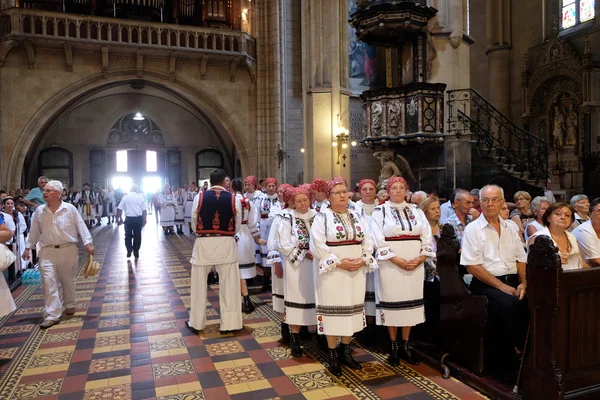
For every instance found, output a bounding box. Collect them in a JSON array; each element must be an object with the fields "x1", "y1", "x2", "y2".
[{"x1": 195, "y1": 189, "x2": 236, "y2": 236}]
